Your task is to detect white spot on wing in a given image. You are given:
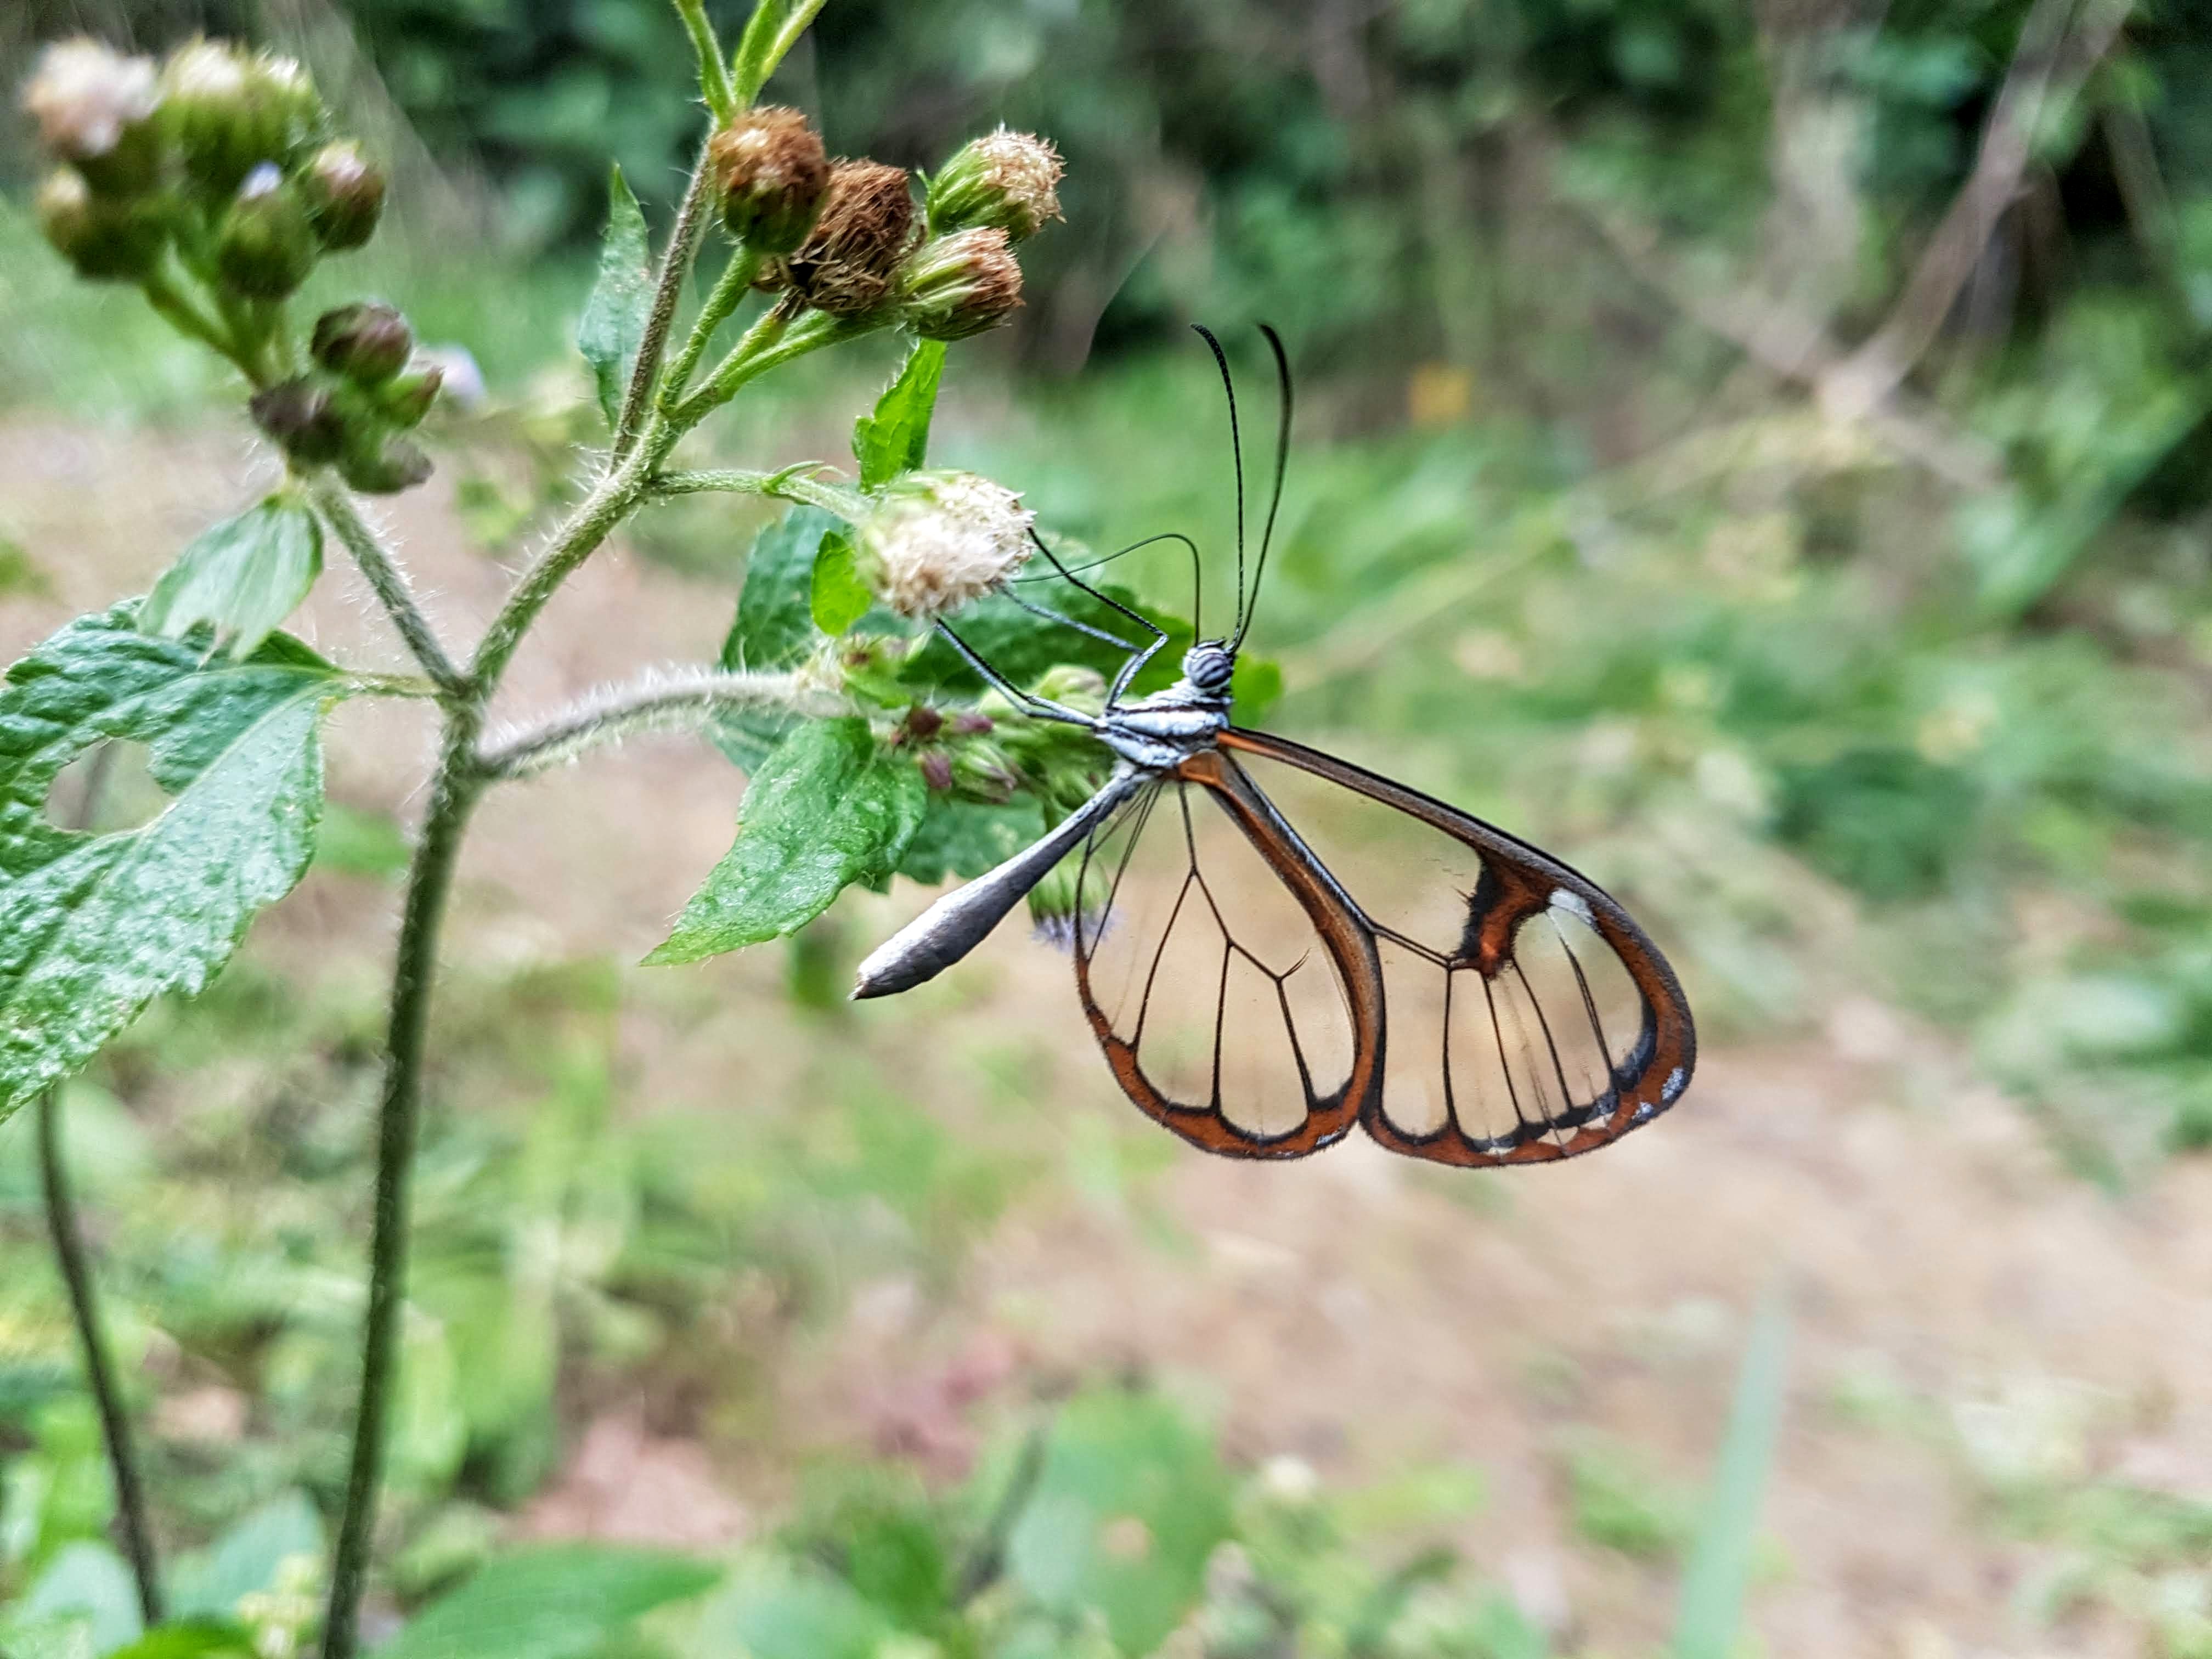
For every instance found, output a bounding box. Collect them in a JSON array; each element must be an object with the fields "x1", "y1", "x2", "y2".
[
  {"x1": 1662, "y1": 1065, "x2": 1686, "y2": 1103},
  {"x1": 1549, "y1": 888, "x2": 1595, "y2": 927}
]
